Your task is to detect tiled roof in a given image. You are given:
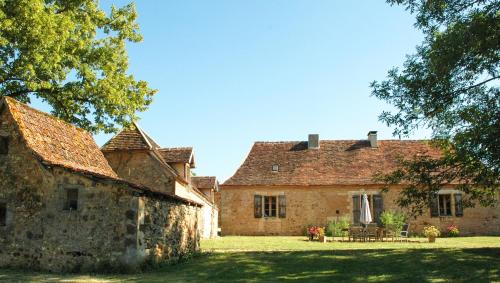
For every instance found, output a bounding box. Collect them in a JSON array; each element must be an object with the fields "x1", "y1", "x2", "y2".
[
  {"x1": 223, "y1": 140, "x2": 443, "y2": 186},
  {"x1": 158, "y1": 147, "x2": 195, "y2": 167},
  {"x1": 2, "y1": 97, "x2": 118, "y2": 179},
  {"x1": 1, "y1": 97, "x2": 201, "y2": 207},
  {"x1": 192, "y1": 176, "x2": 218, "y2": 191},
  {"x1": 101, "y1": 122, "x2": 160, "y2": 151}
]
